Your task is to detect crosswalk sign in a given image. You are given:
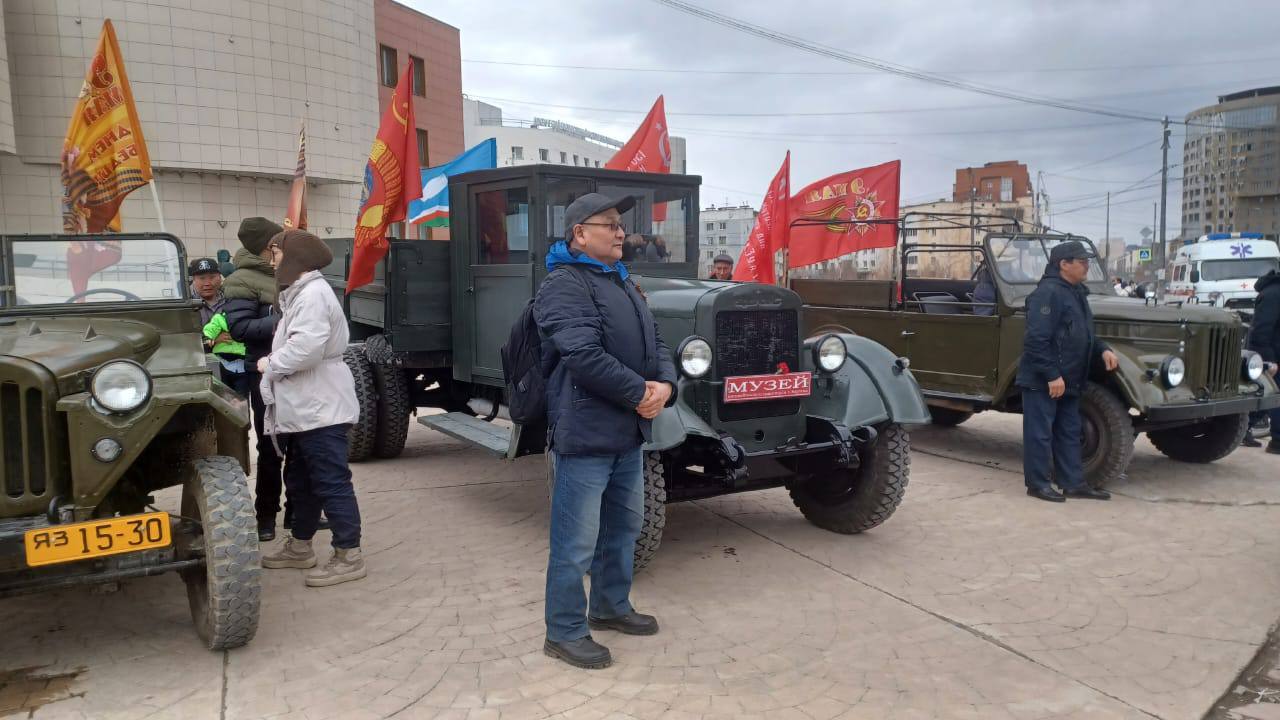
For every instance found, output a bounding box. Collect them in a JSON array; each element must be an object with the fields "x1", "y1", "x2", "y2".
[{"x1": 1138, "y1": 248, "x2": 1152, "y2": 262}]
